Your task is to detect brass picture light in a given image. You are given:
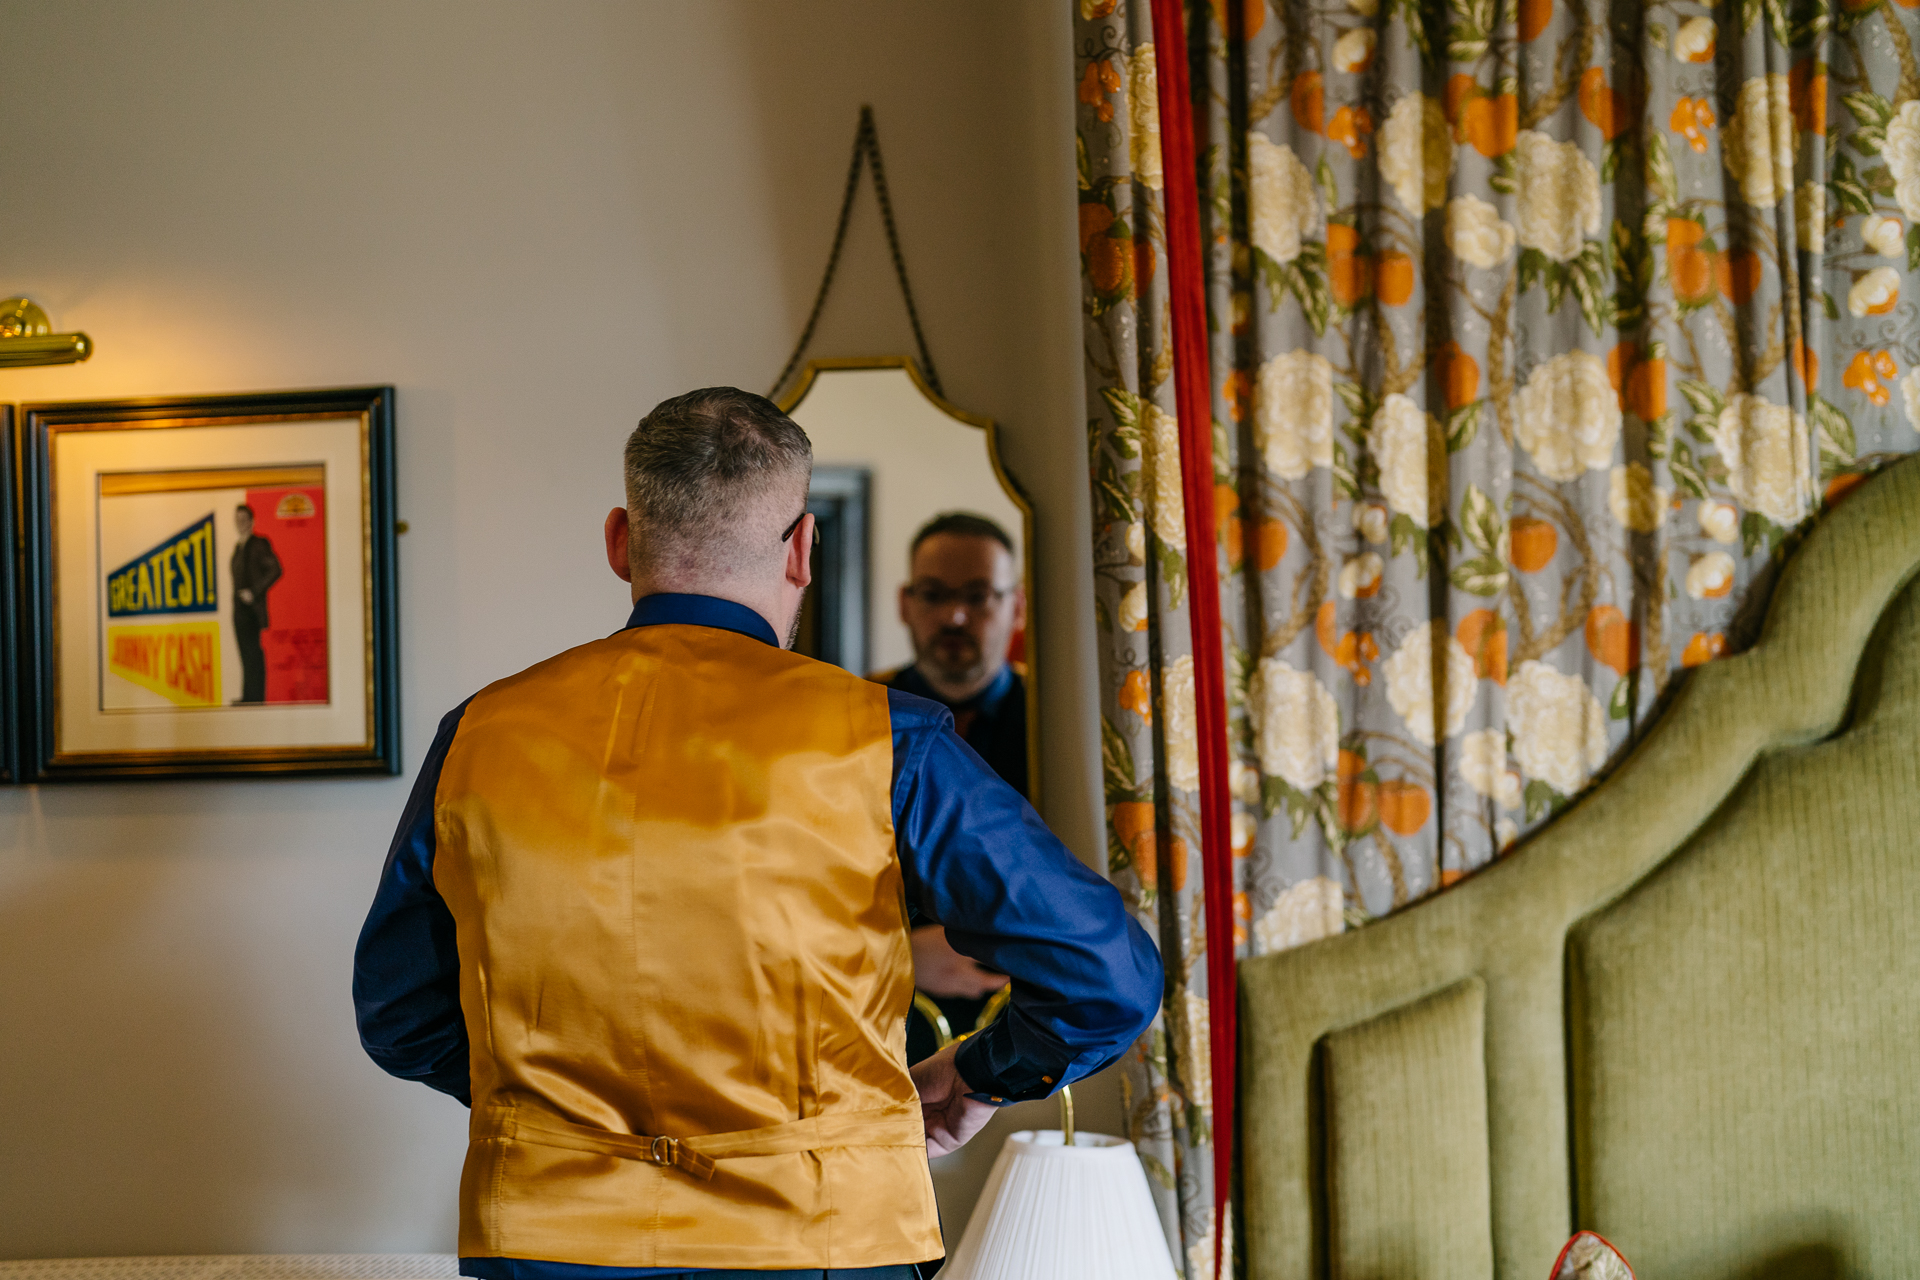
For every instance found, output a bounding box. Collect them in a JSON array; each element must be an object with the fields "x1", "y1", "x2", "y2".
[{"x1": 0, "y1": 296, "x2": 92, "y2": 367}]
